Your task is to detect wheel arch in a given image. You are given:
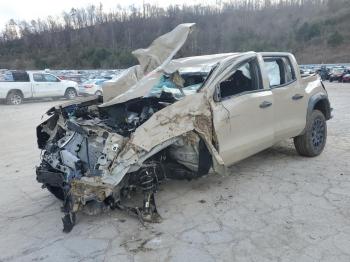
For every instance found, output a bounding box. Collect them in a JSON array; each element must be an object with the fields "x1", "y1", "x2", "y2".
[
  {"x1": 65, "y1": 87, "x2": 77, "y2": 93},
  {"x1": 307, "y1": 93, "x2": 332, "y2": 121},
  {"x1": 6, "y1": 89, "x2": 24, "y2": 98}
]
